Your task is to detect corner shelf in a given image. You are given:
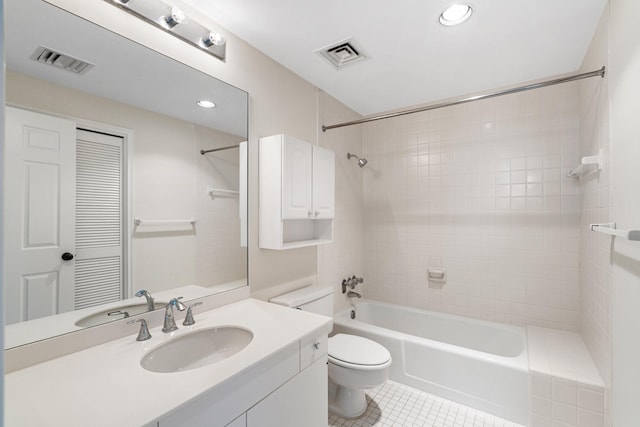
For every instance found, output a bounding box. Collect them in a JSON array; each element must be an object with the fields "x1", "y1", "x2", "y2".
[{"x1": 567, "y1": 149, "x2": 603, "y2": 178}]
